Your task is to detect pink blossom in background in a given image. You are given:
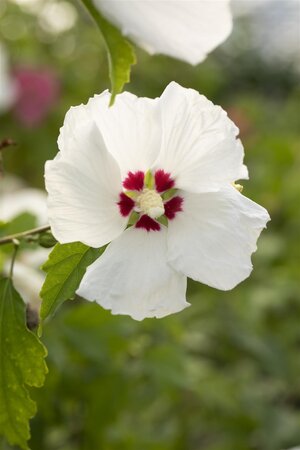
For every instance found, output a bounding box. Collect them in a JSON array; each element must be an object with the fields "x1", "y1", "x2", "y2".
[{"x1": 13, "y1": 67, "x2": 60, "y2": 128}]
